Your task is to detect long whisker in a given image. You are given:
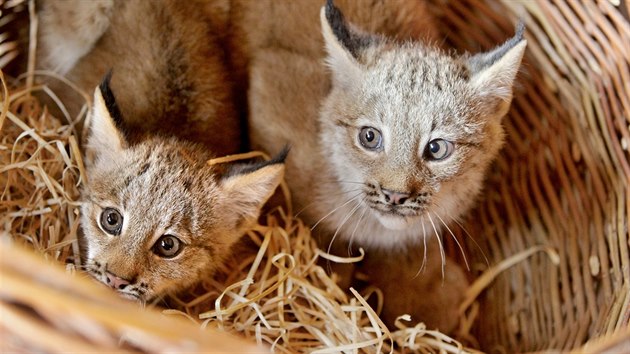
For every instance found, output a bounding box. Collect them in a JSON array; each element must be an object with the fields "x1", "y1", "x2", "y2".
[
  {"x1": 433, "y1": 201, "x2": 490, "y2": 267},
  {"x1": 318, "y1": 180, "x2": 366, "y2": 186},
  {"x1": 413, "y1": 218, "x2": 429, "y2": 278},
  {"x1": 294, "y1": 188, "x2": 364, "y2": 218},
  {"x1": 434, "y1": 212, "x2": 470, "y2": 271},
  {"x1": 310, "y1": 192, "x2": 364, "y2": 231},
  {"x1": 327, "y1": 197, "x2": 364, "y2": 256},
  {"x1": 427, "y1": 213, "x2": 445, "y2": 282},
  {"x1": 449, "y1": 215, "x2": 490, "y2": 267},
  {"x1": 348, "y1": 205, "x2": 368, "y2": 255}
]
